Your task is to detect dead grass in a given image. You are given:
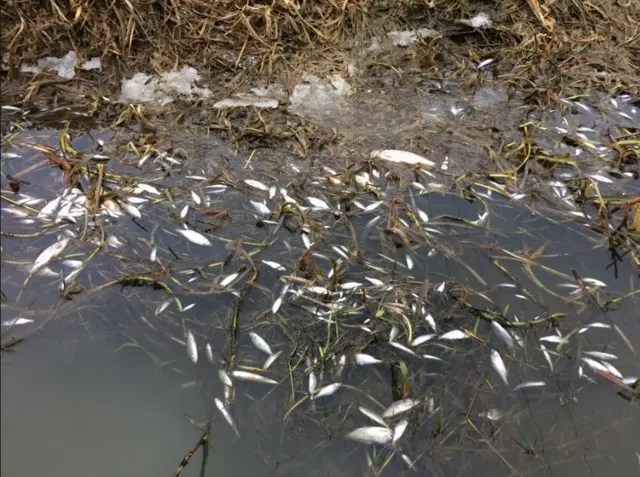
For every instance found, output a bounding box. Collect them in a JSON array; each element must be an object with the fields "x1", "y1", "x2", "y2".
[{"x1": 1, "y1": 0, "x2": 639, "y2": 95}]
